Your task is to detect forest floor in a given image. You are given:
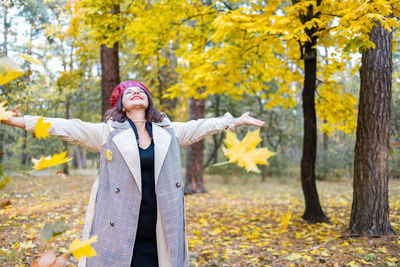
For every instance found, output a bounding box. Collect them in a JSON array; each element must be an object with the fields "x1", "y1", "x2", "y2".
[{"x1": 0, "y1": 169, "x2": 399, "y2": 266}]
